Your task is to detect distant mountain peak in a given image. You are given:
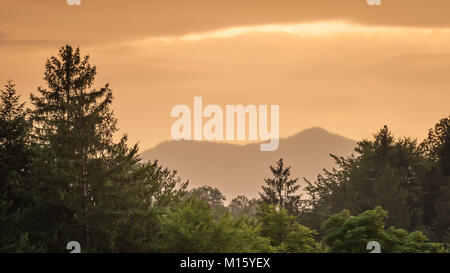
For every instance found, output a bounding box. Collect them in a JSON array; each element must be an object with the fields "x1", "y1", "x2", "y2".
[
  {"x1": 294, "y1": 127, "x2": 330, "y2": 136},
  {"x1": 293, "y1": 127, "x2": 347, "y2": 137}
]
